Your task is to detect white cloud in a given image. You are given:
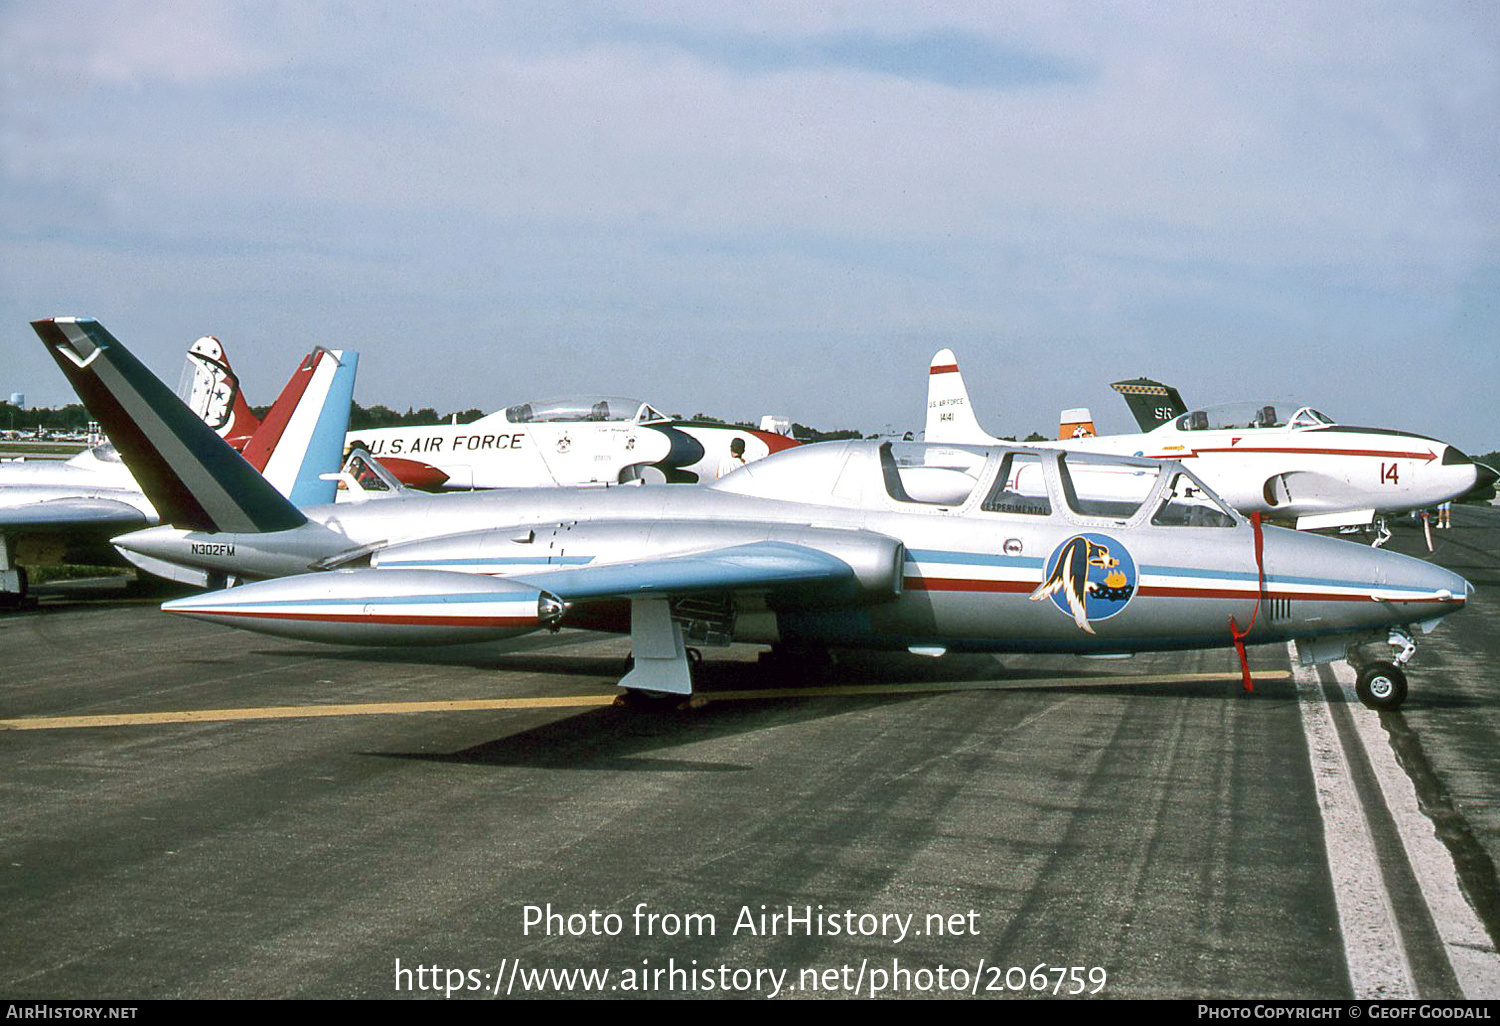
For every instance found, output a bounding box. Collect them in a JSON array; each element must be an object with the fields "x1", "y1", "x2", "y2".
[
  {"x1": 3, "y1": 2, "x2": 1497, "y2": 446},
  {"x1": 1, "y1": 1, "x2": 273, "y2": 89}
]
